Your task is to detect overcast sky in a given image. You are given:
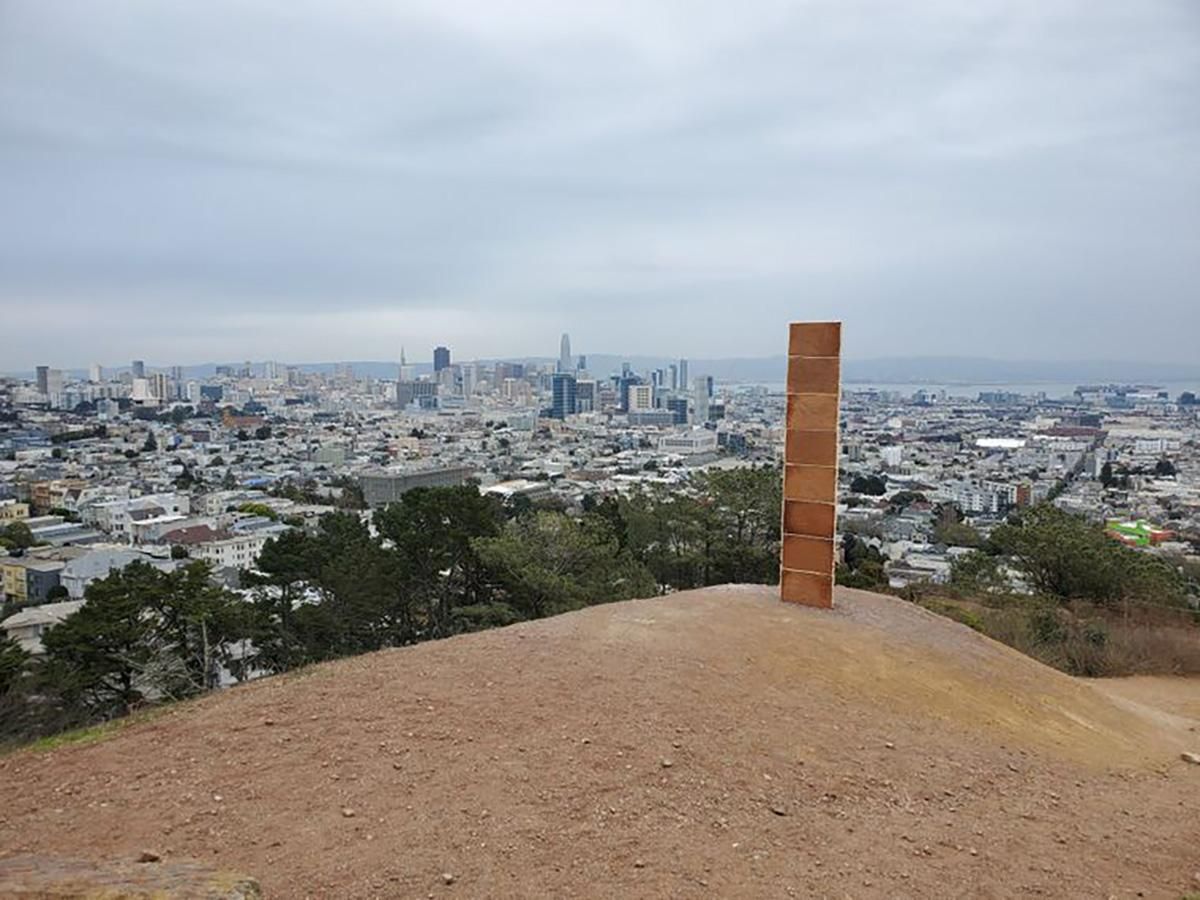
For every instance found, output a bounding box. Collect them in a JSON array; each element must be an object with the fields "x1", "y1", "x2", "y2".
[{"x1": 1, "y1": 1, "x2": 1197, "y2": 370}]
